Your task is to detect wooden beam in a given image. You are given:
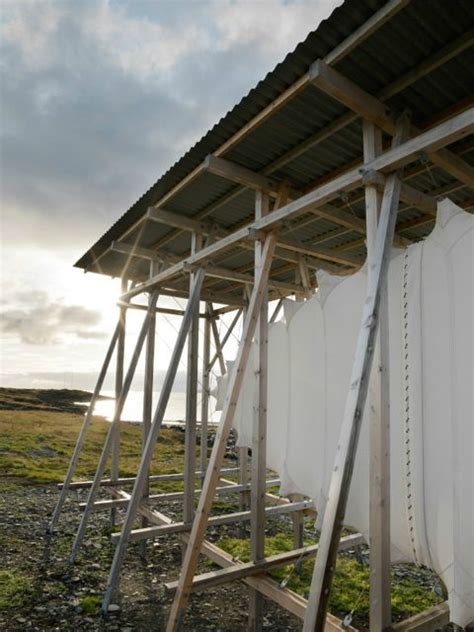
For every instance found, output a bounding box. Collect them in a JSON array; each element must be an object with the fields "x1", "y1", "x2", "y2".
[
  {"x1": 249, "y1": 190, "x2": 270, "y2": 630},
  {"x1": 204, "y1": 155, "x2": 281, "y2": 194},
  {"x1": 112, "y1": 498, "x2": 312, "y2": 542},
  {"x1": 200, "y1": 303, "x2": 212, "y2": 480},
  {"x1": 111, "y1": 277, "x2": 127, "y2": 526},
  {"x1": 303, "y1": 174, "x2": 402, "y2": 631},
  {"x1": 183, "y1": 234, "x2": 202, "y2": 527},
  {"x1": 164, "y1": 533, "x2": 364, "y2": 595},
  {"x1": 391, "y1": 602, "x2": 449, "y2": 631},
  {"x1": 310, "y1": 59, "x2": 474, "y2": 187},
  {"x1": 166, "y1": 233, "x2": 277, "y2": 630}
]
